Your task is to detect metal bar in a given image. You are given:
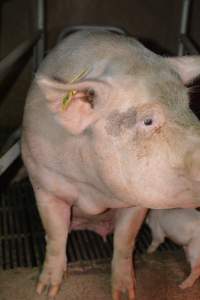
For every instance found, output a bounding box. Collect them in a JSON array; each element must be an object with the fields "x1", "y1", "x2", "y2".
[
  {"x1": 57, "y1": 25, "x2": 127, "y2": 43},
  {"x1": 23, "y1": 198, "x2": 38, "y2": 266},
  {"x1": 11, "y1": 199, "x2": 24, "y2": 267},
  {"x1": 0, "y1": 141, "x2": 20, "y2": 176},
  {"x1": 0, "y1": 32, "x2": 41, "y2": 83},
  {"x1": 0, "y1": 130, "x2": 21, "y2": 180},
  {"x1": 33, "y1": 0, "x2": 45, "y2": 71},
  {"x1": 178, "y1": 0, "x2": 192, "y2": 55},
  {"x1": 16, "y1": 187, "x2": 30, "y2": 267},
  {"x1": 180, "y1": 34, "x2": 199, "y2": 55},
  {"x1": 0, "y1": 128, "x2": 21, "y2": 155}
]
